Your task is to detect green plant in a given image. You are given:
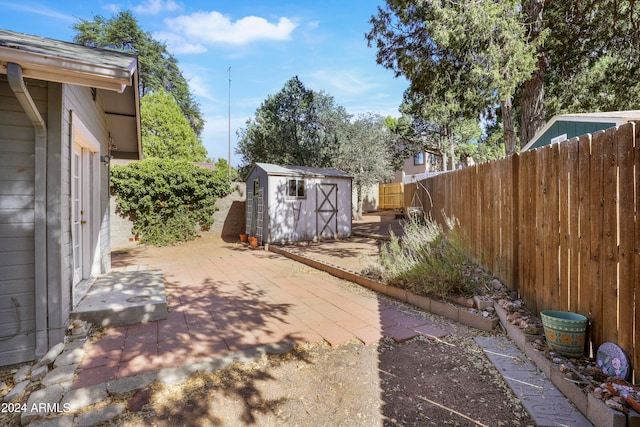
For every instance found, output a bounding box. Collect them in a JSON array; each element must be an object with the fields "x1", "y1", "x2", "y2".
[
  {"x1": 377, "y1": 215, "x2": 476, "y2": 298},
  {"x1": 111, "y1": 158, "x2": 233, "y2": 246}
]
